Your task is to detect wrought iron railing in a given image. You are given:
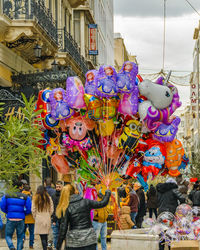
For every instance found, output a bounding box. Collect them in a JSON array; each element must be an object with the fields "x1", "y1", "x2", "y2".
[
  {"x1": 57, "y1": 28, "x2": 89, "y2": 74},
  {"x1": 2, "y1": 0, "x2": 57, "y2": 44}
]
